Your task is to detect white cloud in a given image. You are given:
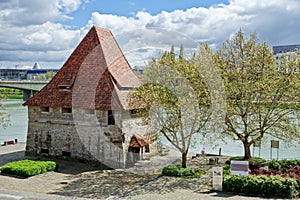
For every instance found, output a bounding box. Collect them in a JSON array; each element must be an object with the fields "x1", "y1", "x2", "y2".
[
  {"x1": 0, "y1": 0, "x2": 84, "y2": 68},
  {"x1": 83, "y1": 0, "x2": 300, "y2": 66},
  {"x1": 1, "y1": 0, "x2": 300, "y2": 68}
]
